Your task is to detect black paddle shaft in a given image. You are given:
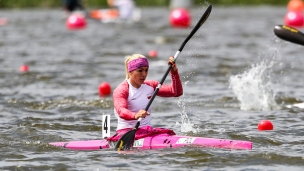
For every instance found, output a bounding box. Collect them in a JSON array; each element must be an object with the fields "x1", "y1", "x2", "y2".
[{"x1": 134, "y1": 5, "x2": 213, "y2": 129}]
